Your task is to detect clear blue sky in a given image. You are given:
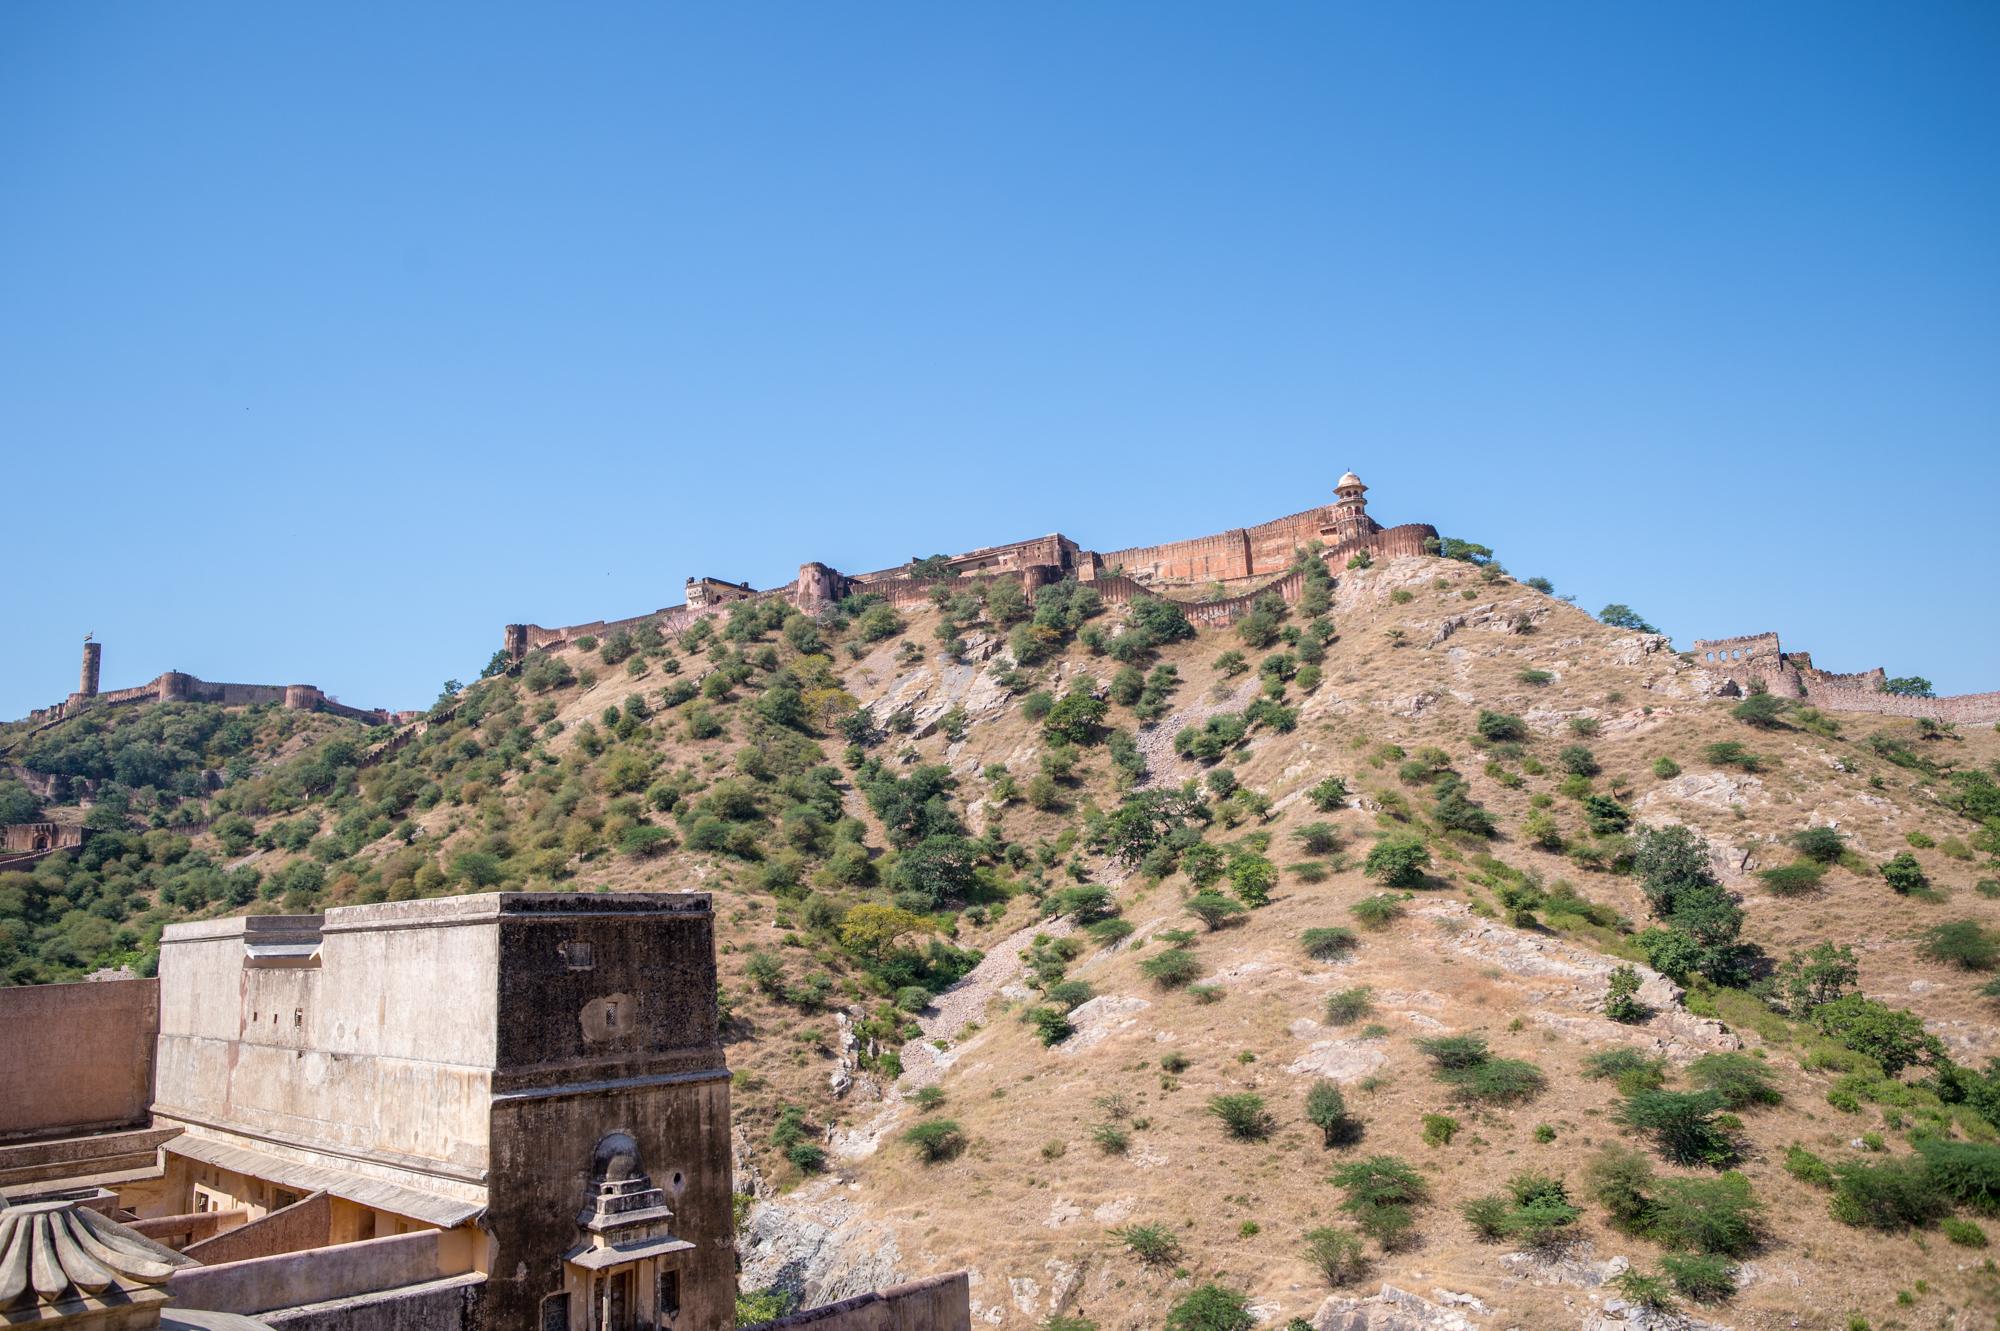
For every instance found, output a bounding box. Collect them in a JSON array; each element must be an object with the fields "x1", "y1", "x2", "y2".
[{"x1": 3, "y1": 3, "x2": 1995, "y2": 718}]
